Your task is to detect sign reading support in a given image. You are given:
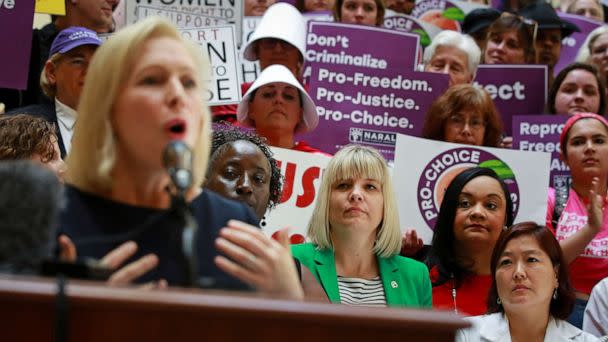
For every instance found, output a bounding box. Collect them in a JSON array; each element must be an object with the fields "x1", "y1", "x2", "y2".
[
  {"x1": 180, "y1": 26, "x2": 242, "y2": 105},
  {"x1": 125, "y1": 0, "x2": 243, "y2": 45}
]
